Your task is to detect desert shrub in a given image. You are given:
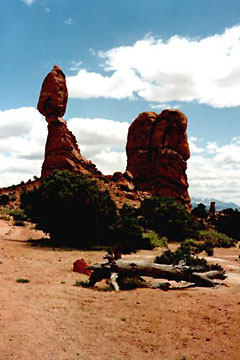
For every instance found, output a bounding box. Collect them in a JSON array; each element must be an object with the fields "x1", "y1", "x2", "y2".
[
  {"x1": 16, "y1": 278, "x2": 30, "y2": 283},
  {"x1": 118, "y1": 277, "x2": 139, "y2": 290},
  {"x1": 142, "y1": 230, "x2": 168, "y2": 248},
  {"x1": 198, "y1": 229, "x2": 236, "y2": 248},
  {"x1": 0, "y1": 194, "x2": 10, "y2": 206},
  {"x1": 192, "y1": 203, "x2": 208, "y2": 219},
  {"x1": 13, "y1": 220, "x2": 25, "y2": 227},
  {"x1": 21, "y1": 173, "x2": 156, "y2": 252},
  {"x1": 177, "y1": 230, "x2": 236, "y2": 257},
  {"x1": 214, "y1": 208, "x2": 240, "y2": 240},
  {"x1": 0, "y1": 209, "x2": 11, "y2": 221},
  {"x1": 74, "y1": 280, "x2": 91, "y2": 288},
  {"x1": 155, "y1": 247, "x2": 224, "y2": 272},
  {"x1": 21, "y1": 170, "x2": 117, "y2": 248},
  {"x1": 111, "y1": 204, "x2": 153, "y2": 253},
  {"x1": 140, "y1": 196, "x2": 199, "y2": 242},
  {"x1": 10, "y1": 209, "x2": 27, "y2": 221},
  {"x1": 180, "y1": 238, "x2": 202, "y2": 254}
]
